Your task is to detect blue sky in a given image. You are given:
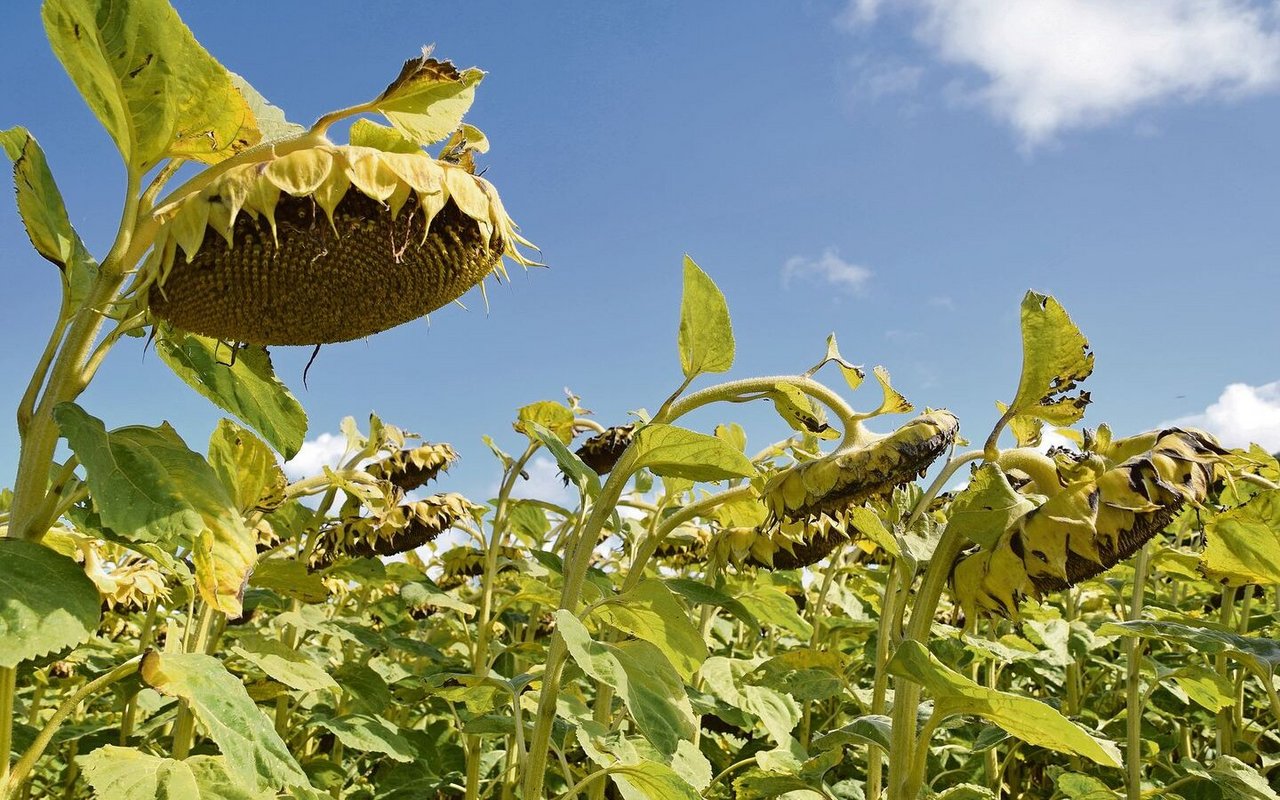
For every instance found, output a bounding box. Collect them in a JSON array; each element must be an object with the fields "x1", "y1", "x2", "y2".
[{"x1": 2, "y1": 1, "x2": 1279, "y2": 505}]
